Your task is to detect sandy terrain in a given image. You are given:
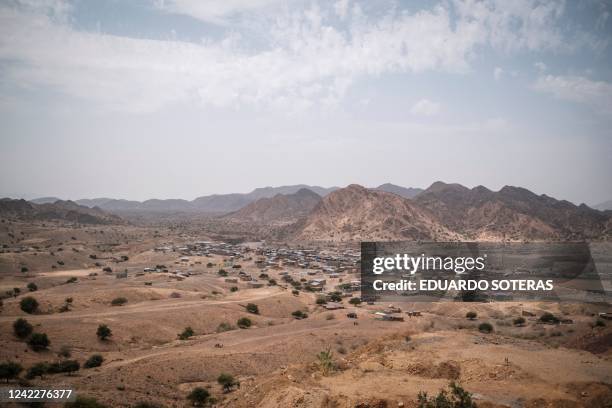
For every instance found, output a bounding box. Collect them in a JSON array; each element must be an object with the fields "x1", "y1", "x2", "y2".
[{"x1": 0, "y1": 220, "x2": 611, "y2": 407}]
